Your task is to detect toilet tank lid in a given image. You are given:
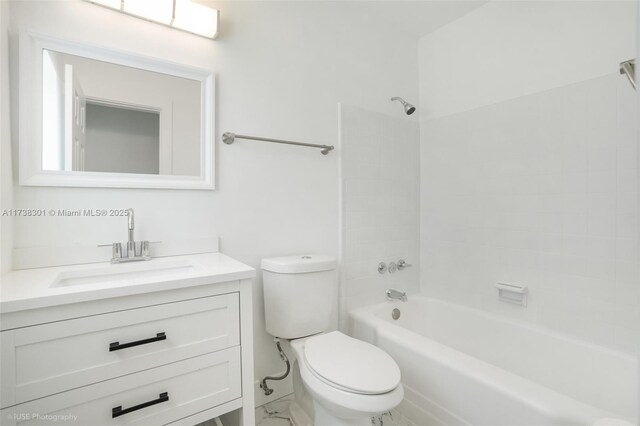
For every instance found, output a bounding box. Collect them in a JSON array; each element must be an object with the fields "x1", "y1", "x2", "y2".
[{"x1": 261, "y1": 255, "x2": 337, "y2": 273}]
